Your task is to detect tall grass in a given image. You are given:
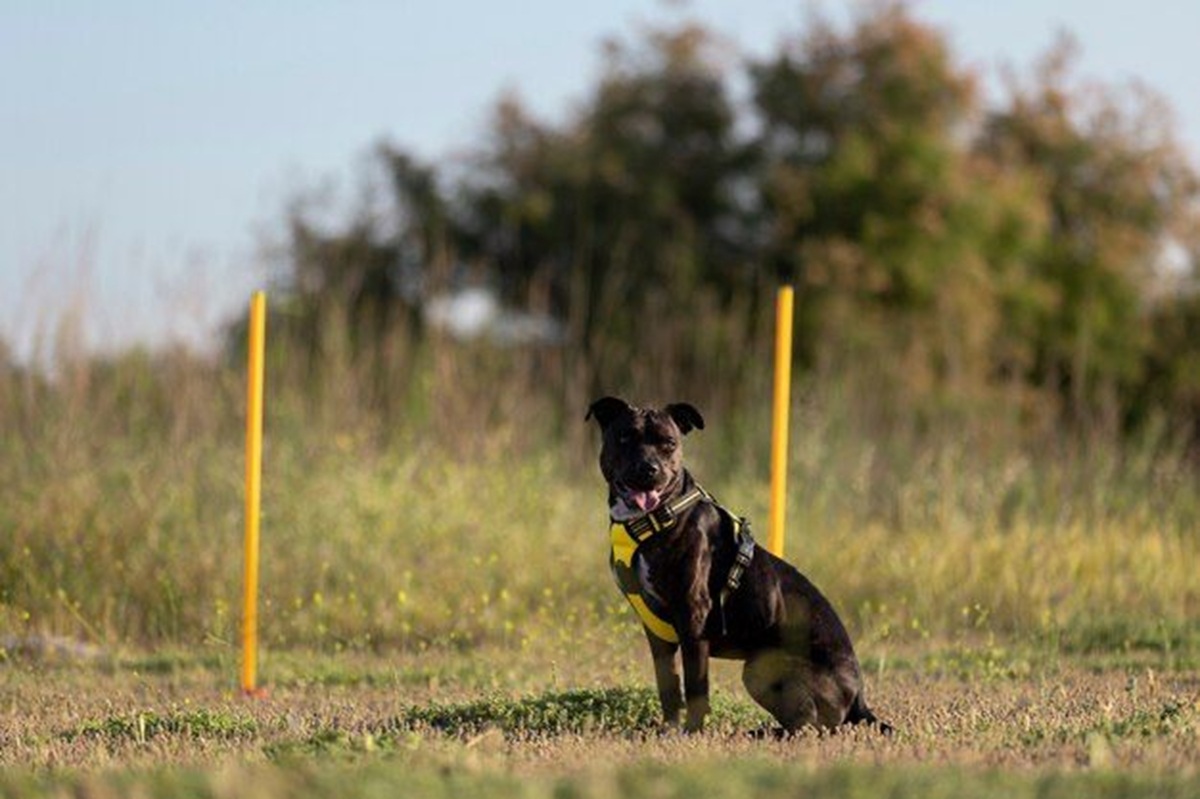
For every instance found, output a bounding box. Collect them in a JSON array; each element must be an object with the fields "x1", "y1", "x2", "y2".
[{"x1": 0, "y1": 308, "x2": 1197, "y2": 653}]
